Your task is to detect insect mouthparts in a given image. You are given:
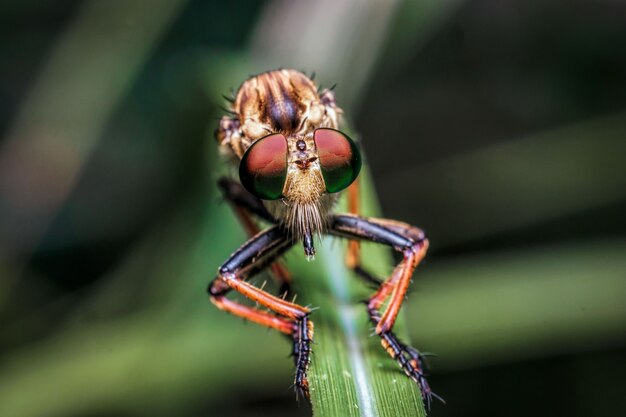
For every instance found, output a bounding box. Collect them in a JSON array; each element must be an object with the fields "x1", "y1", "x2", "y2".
[
  {"x1": 294, "y1": 158, "x2": 315, "y2": 170},
  {"x1": 303, "y1": 231, "x2": 315, "y2": 260}
]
